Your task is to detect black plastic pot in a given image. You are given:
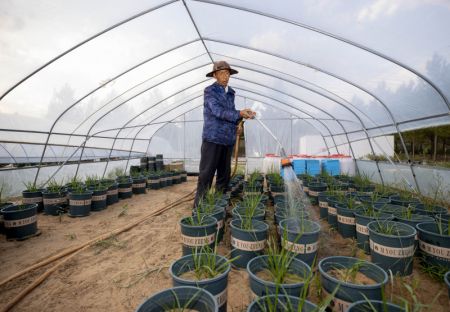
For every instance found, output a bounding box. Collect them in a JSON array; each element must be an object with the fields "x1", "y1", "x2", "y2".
[
  {"x1": 22, "y1": 190, "x2": 44, "y2": 212},
  {"x1": 68, "y1": 191, "x2": 93, "y2": 217},
  {"x1": 232, "y1": 207, "x2": 265, "y2": 222},
  {"x1": 0, "y1": 202, "x2": 14, "y2": 235},
  {"x1": 394, "y1": 213, "x2": 434, "y2": 255},
  {"x1": 327, "y1": 197, "x2": 341, "y2": 229},
  {"x1": 181, "y1": 170, "x2": 187, "y2": 182},
  {"x1": 230, "y1": 219, "x2": 269, "y2": 269},
  {"x1": 389, "y1": 196, "x2": 420, "y2": 207},
  {"x1": 374, "y1": 203, "x2": 411, "y2": 215},
  {"x1": 368, "y1": 221, "x2": 416, "y2": 276},
  {"x1": 180, "y1": 216, "x2": 217, "y2": 255},
  {"x1": 247, "y1": 295, "x2": 317, "y2": 312},
  {"x1": 409, "y1": 203, "x2": 448, "y2": 216},
  {"x1": 90, "y1": 188, "x2": 107, "y2": 211},
  {"x1": 307, "y1": 182, "x2": 327, "y2": 205},
  {"x1": 318, "y1": 193, "x2": 340, "y2": 220},
  {"x1": 194, "y1": 207, "x2": 225, "y2": 243},
  {"x1": 159, "y1": 173, "x2": 168, "y2": 188},
  {"x1": 132, "y1": 177, "x2": 147, "y2": 194},
  {"x1": 1, "y1": 204, "x2": 38, "y2": 240},
  {"x1": 445, "y1": 271, "x2": 450, "y2": 299},
  {"x1": 42, "y1": 190, "x2": 67, "y2": 216},
  {"x1": 348, "y1": 300, "x2": 406, "y2": 312},
  {"x1": 416, "y1": 222, "x2": 450, "y2": 270},
  {"x1": 247, "y1": 255, "x2": 311, "y2": 297},
  {"x1": 147, "y1": 175, "x2": 160, "y2": 190},
  {"x1": 118, "y1": 179, "x2": 132, "y2": 199},
  {"x1": 336, "y1": 204, "x2": 362, "y2": 239},
  {"x1": 170, "y1": 253, "x2": 230, "y2": 312},
  {"x1": 135, "y1": 286, "x2": 218, "y2": 312},
  {"x1": 319, "y1": 256, "x2": 388, "y2": 312},
  {"x1": 354, "y1": 209, "x2": 393, "y2": 254},
  {"x1": 279, "y1": 218, "x2": 320, "y2": 267},
  {"x1": 106, "y1": 182, "x2": 119, "y2": 205}
]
